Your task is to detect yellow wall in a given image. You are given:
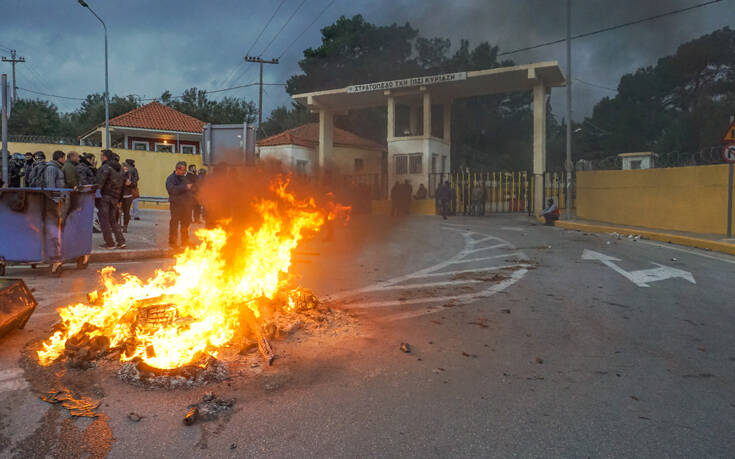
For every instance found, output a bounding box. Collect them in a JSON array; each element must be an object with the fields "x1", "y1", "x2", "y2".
[
  {"x1": 576, "y1": 165, "x2": 735, "y2": 235},
  {"x1": 371, "y1": 199, "x2": 436, "y2": 216},
  {"x1": 8, "y1": 142, "x2": 204, "y2": 197}
]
